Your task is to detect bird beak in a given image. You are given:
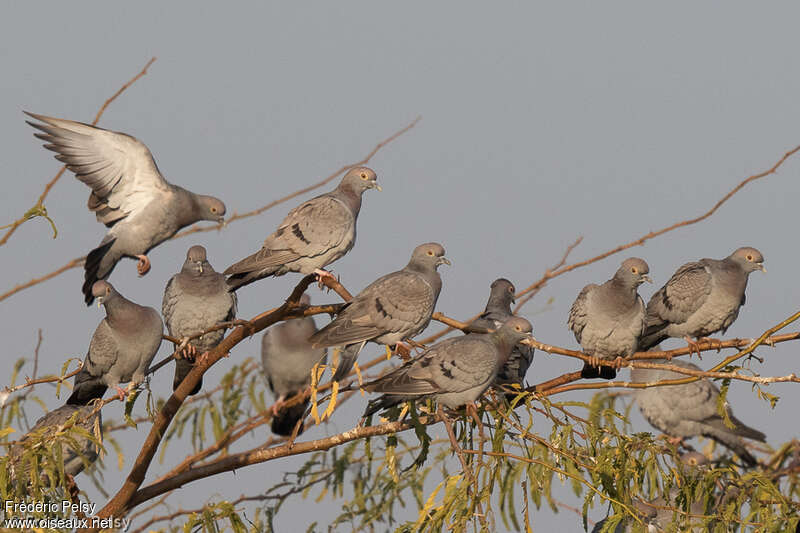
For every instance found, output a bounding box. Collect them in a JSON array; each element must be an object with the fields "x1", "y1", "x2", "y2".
[
  {"x1": 216, "y1": 216, "x2": 225, "y2": 223},
  {"x1": 372, "y1": 182, "x2": 382, "y2": 191},
  {"x1": 642, "y1": 275, "x2": 653, "y2": 284},
  {"x1": 437, "y1": 257, "x2": 451, "y2": 266},
  {"x1": 197, "y1": 262, "x2": 204, "y2": 274},
  {"x1": 758, "y1": 263, "x2": 766, "y2": 273},
  {"x1": 511, "y1": 295, "x2": 517, "y2": 304},
  {"x1": 96, "y1": 296, "x2": 104, "y2": 308}
]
